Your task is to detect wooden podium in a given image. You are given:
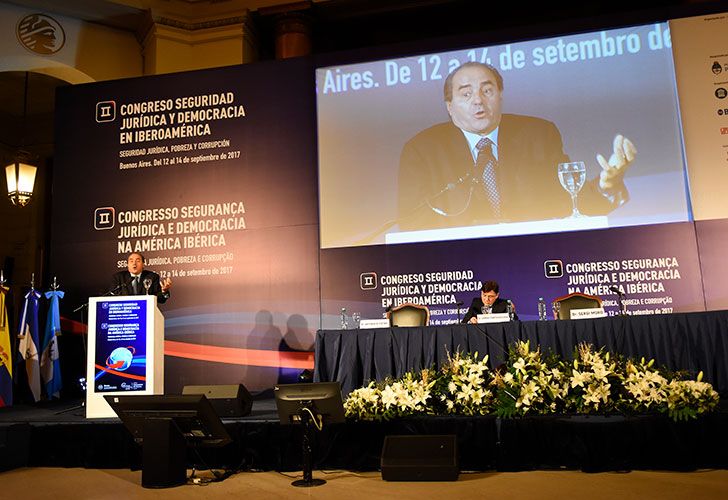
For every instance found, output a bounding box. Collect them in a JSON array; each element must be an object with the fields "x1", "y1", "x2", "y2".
[{"x1": 86, "y1": 295, "x2": 164, "y2": 418}]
